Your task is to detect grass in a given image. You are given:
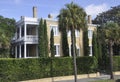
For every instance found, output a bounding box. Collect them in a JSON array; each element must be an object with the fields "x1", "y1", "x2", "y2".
[{"x1": 90, "y1": 80, "x2": 115, "y2": 82}]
